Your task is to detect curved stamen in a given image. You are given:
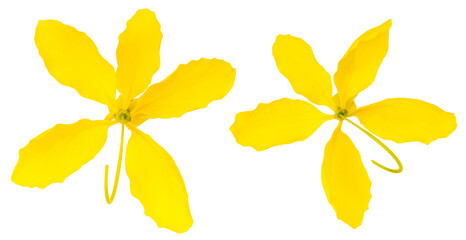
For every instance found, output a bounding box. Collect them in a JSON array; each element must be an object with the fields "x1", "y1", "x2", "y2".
[
  {"x1": 345, "y1": 118, "x2": 403, "y2": 173},
  {"x1": 104, "y1": 123, "x2": 125, "y2": 204}
]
